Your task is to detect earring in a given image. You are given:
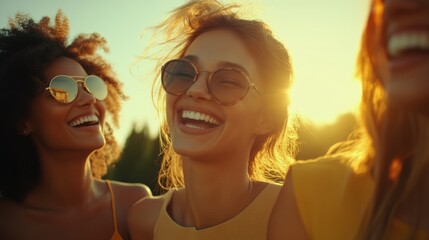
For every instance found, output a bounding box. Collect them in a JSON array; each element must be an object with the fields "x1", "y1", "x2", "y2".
[{"x1": 21, "y1": 129, "x2": 30, "y2": 135}]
